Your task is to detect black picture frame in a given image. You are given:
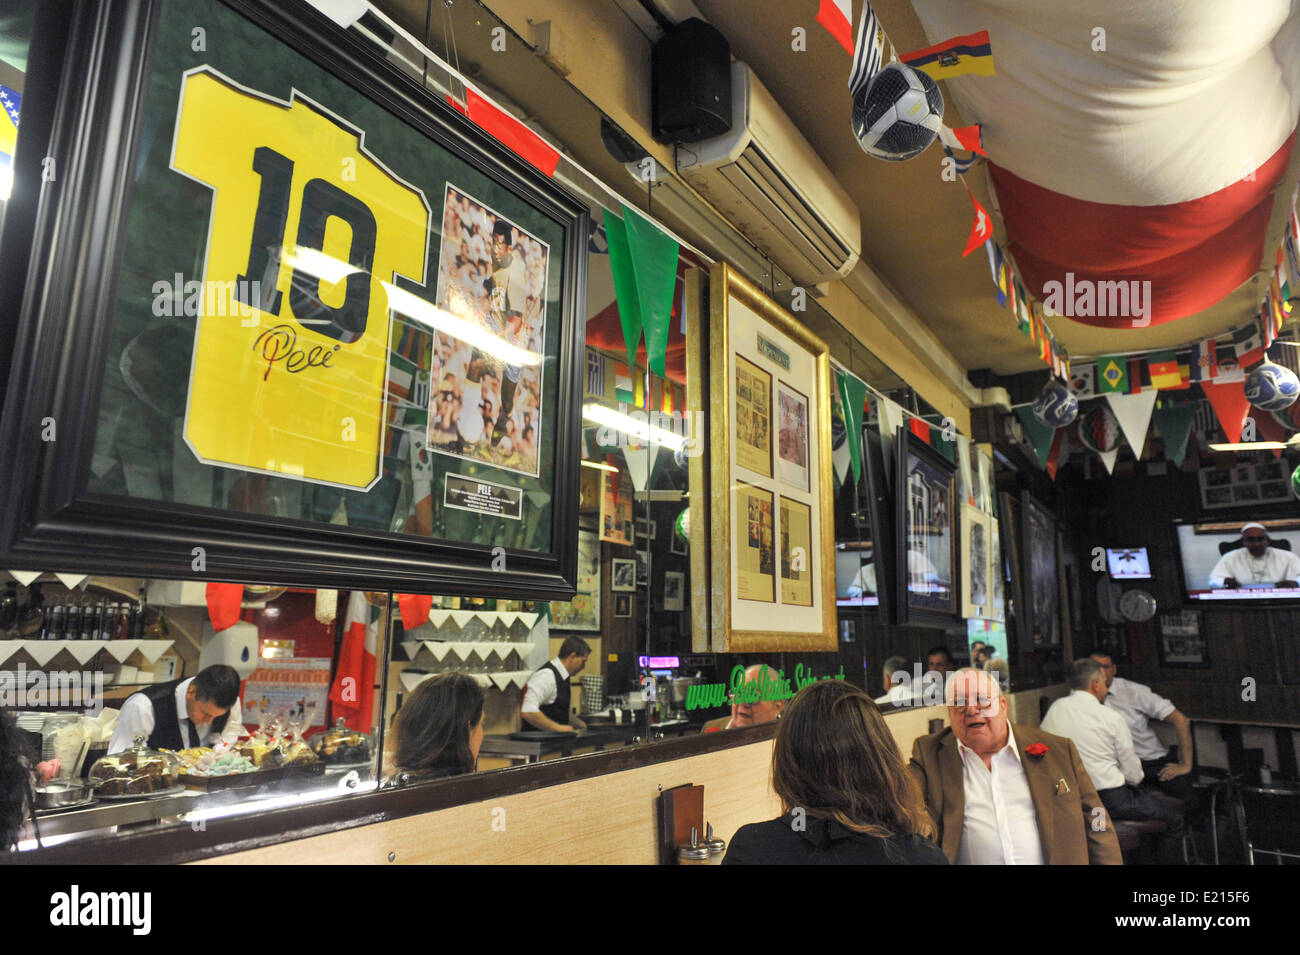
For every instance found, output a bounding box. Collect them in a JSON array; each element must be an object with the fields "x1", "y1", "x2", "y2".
[
  {"x1": 860, "y1": 423, "x2": 896, "y2": 624},
  {"x1": 1019, "y1": 492, "x2": 1061, "y2": 648},
  {"x1": 1156, "y1": 610, "x2": 1209, "y2": 667},
  {"x1": 893, "y1": 426, "x2": 958, "y2": 626},
  {"x1": 0, "y1": 0, "x2": 590, "y2": 597}
]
